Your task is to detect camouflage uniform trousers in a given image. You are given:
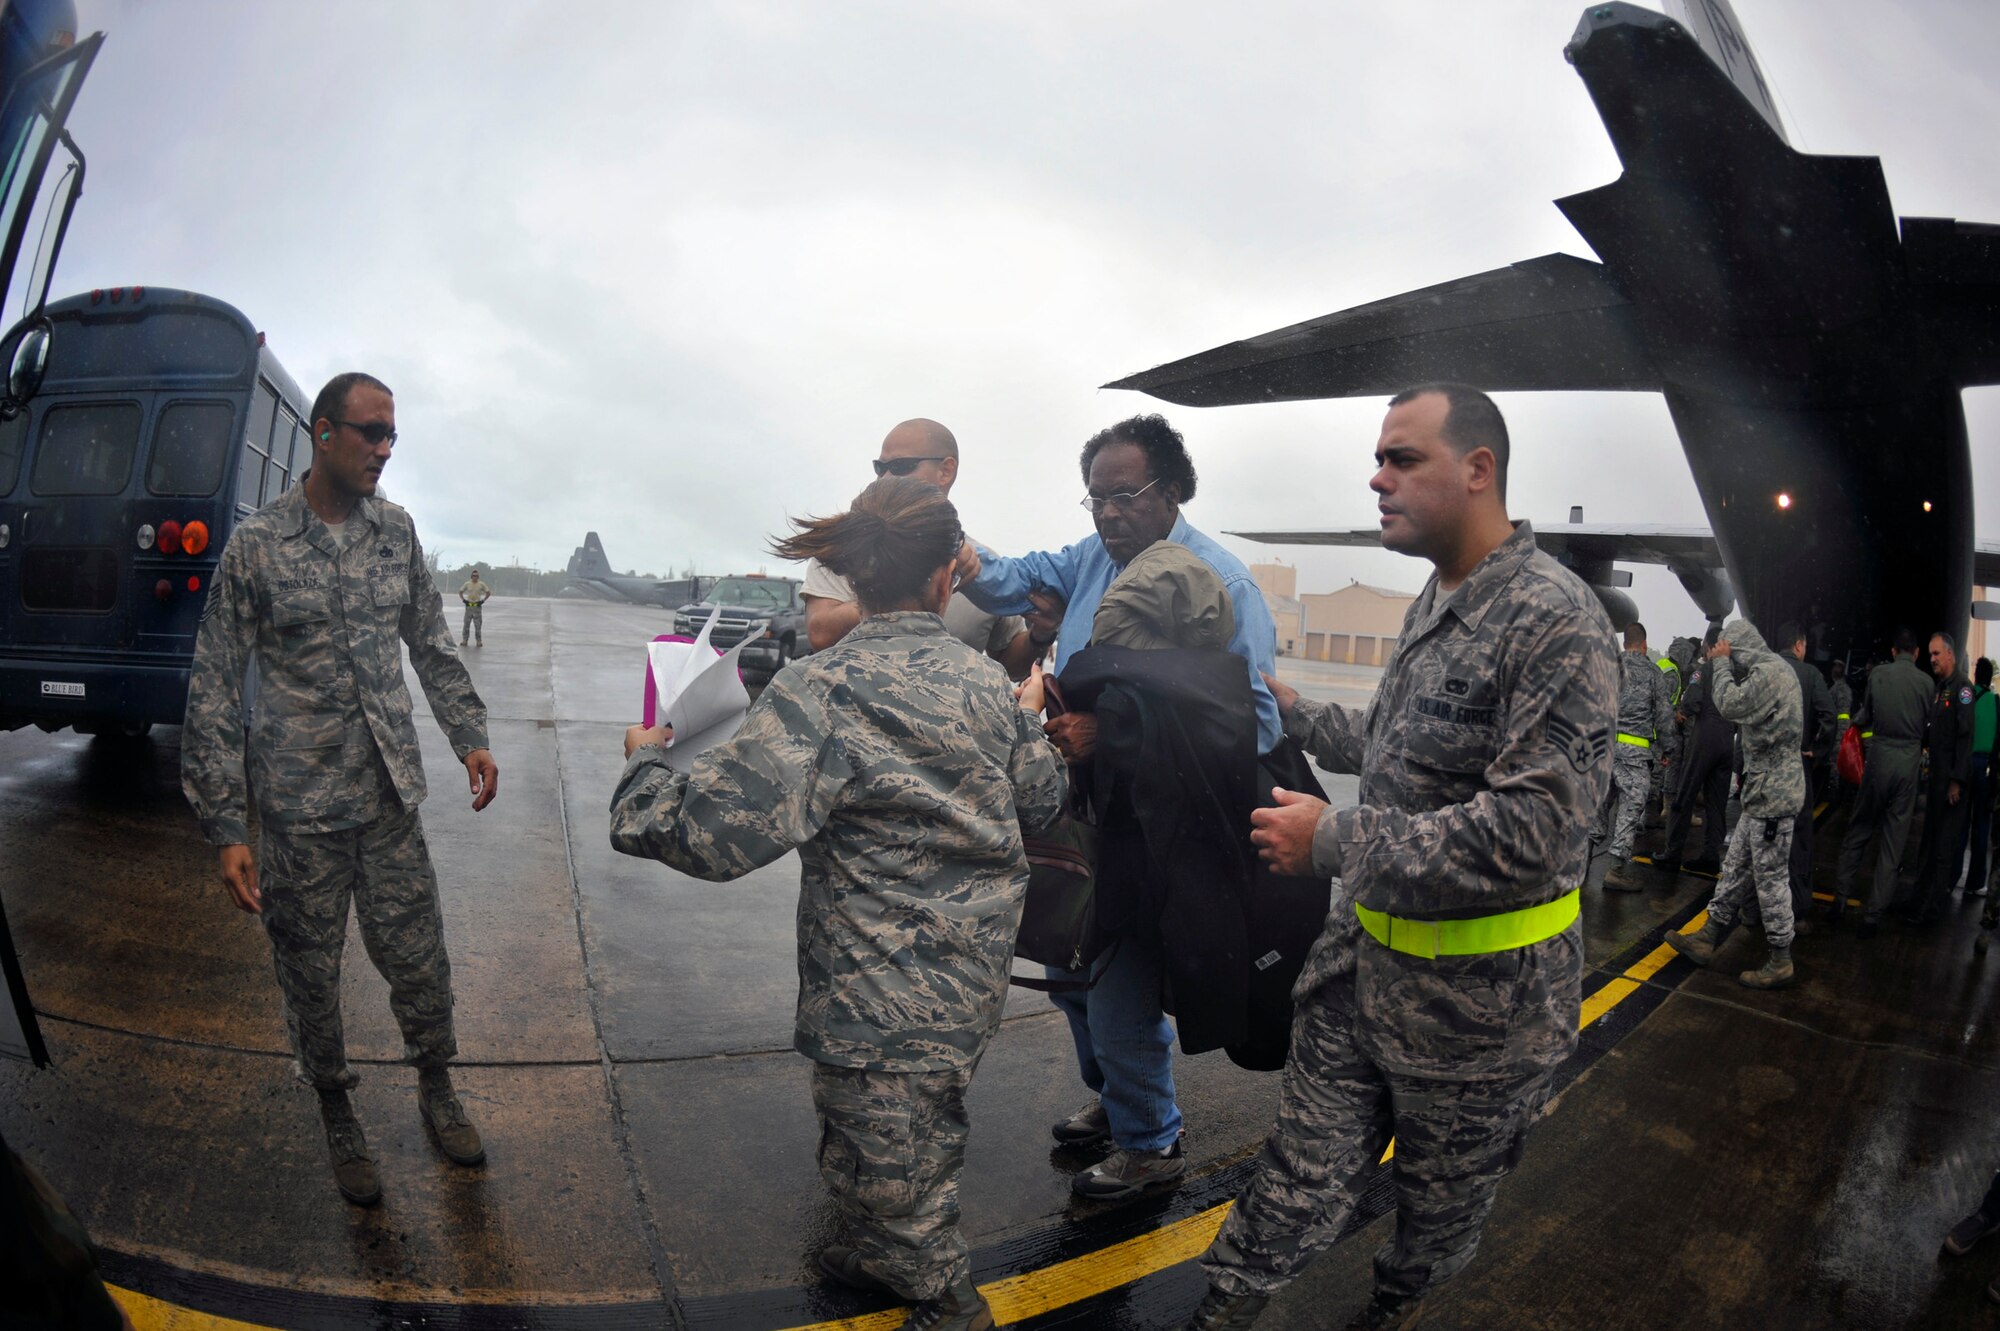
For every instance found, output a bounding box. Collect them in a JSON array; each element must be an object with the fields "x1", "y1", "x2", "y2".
[
  {"x1": 1701, "y1": 811, "x2": 1797, "y2": 948},
  {"x1": 1201, "y1": 980, "x2": 1554, "y2": 1300},
  {"x1": 258, "y1": 803, "x2": 458, "y2": 1090},
  {"x1": 461, "y1": 602, "x2": 484, "y2": 644},
  {"x1": 811, "y1": 1059, "x2": 979, "y2": 1302},
  {"x1": 1604, "y1": 742, "x2": 1654, "y2": 861}
]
